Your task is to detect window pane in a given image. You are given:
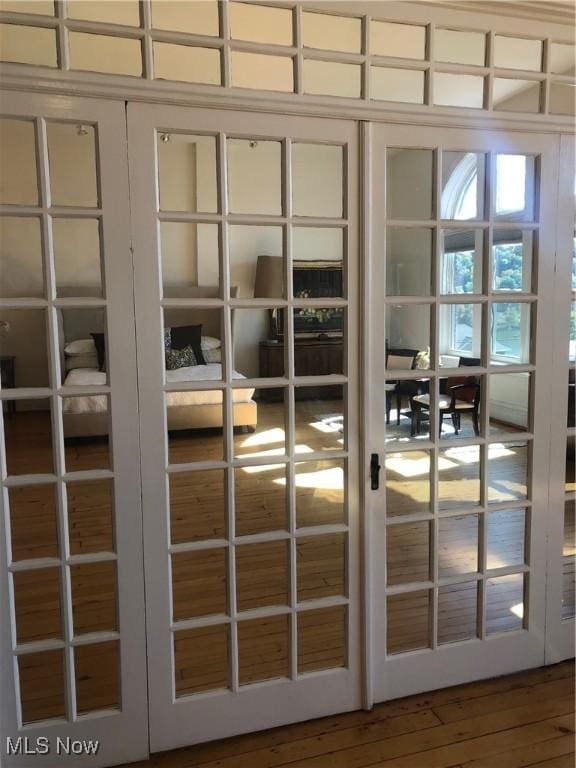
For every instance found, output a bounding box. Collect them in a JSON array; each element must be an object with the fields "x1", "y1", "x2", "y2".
[
  {"x1": 371, "y1": 21, "x2": 425, "y2": 59},
  {"x1": 0, "y1": 119, "x2": 38, "y2": 205},
  {"x1": 494, "y1": 154, "x2": 535, "y2": 222},
  {"x1": 434, "y1": 73, "x2": 484, "y2": 109},
  {"x1": 298, "y1": 606, "x2": 346, "y2": 672},
  {"x1": 387, "y1": 521, "x2": 430, "y2": 585},
  {"x1": 550, "y1": 82, "x2": 576, "y2": 116},
  {"x1": 441, "y1": 230, "x2": 483, "y2": 295},
  {"x1": 69, "y1": 32, "x2": 142, "y2": 76},
  {"x1": 489, "y1": 372, "x2": 531, "y2": 434},
  {"x1": 293, "y1": 228, "x2": 344, "y2": 298},
  {"x1": 158, "y1": 133, "x2": 217, "y2": 214},
  {"x1": 228, "y1": 139, "x2": 282, "y2": 215},
  {"x1": 152, "y1": 0, "x2": 219, "y2": 36},
  {"x1": 0, "y1": 216, "x2": 44, "y2": 298},
  {"x1": 231, "y1": 52, "x2": 293, "y2": 92},
  {"x1": 230, "y1": 2, "x2": 292, "y2": 46},
  {"x1": 386, "y1": 149, "x2": 433, "y2": 220},
  {"x1": 494, "y1": 36, "x2": 542, "y2": 72},
  {"x1": 53, "y1": 218, "x2": 102, "y2": 297},
  {"x1": 371, "y1": 67, "x2": 424, "y2": 104},
  {"x1": 441, "y1": 152, "x2": 484, "y2": 220},
  {"x1": 302, "y1": 11, "x2": 361, "y2": 54},
  {"x1": 493, "y1": 79, "x2": 540, "y2": 114},
  {"x1": 154, "y1": 44, "x2": 220, "y2": 85},
  {"x1": 303, "y1": 60, "x2": 361, "y2": 99},
  {"x1": 67, "y1": 1, "x2": 140, "y2": 26},
  {"x1": 385, "y1": 450, "x2": 431, "y2": 517},
  {"x1": 492, "y1": 230, "x2": 533, "y2": 292},
  {"x1": 47, "y1": 122, "x2": 98, "y2": 208},
  {"x1": 0, "y1": 23, "x2": 57, "y2": 67},
  {"x1": 551, "y1": 43, "x2": 575, "y2": 76},
  {"x1": 439, "y1": 303, "x2": 482, "y2": 359},
  {"x1": 490, "y1": 302, "x2": 531, "y2": 364},
  {"x1": 386, "y1": 227, "x2": 432, "y2": 296},
  {"x1": 238, "y1": 615, "x2": 289, "y2": 685},
  {"x1": 4, "y1": 399, "x2": 54, "y2": 476},
  {"x1": 174, "y1": 625, "x2": 229, "y2": 696},
  {"x1": 292, "y1": 143, "x2": 343, "y2": 218},
  {"x1": 387, "y1": 590, "x2": 431, "y2": 654},
  {"x1": 486, "y1": 573, "x2": 525, "y2": 634},
  {"x1": 436, "y1": 29, "x2": 485, "y2": 66}
]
